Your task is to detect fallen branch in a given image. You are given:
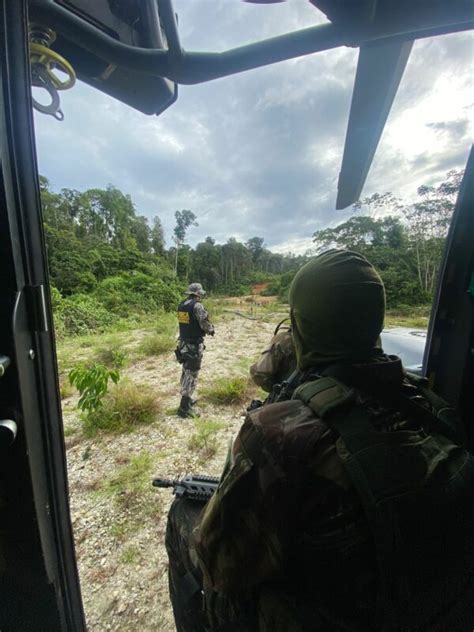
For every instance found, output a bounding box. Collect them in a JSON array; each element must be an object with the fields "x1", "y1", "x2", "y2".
[
  {"x1": 223, "y1": 309, "x2": 288, "y2": 322},
  {"x1": 223, "y1": 309, "x2": 259, "y2": 320}
]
